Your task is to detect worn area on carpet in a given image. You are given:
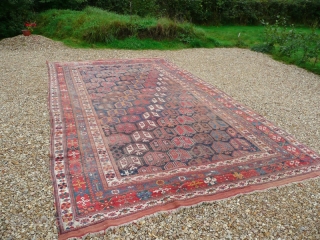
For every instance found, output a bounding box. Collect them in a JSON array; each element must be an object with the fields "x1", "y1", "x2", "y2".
[{"x1": 48, "y1": 58, "x2": 320, "y2": 240}]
